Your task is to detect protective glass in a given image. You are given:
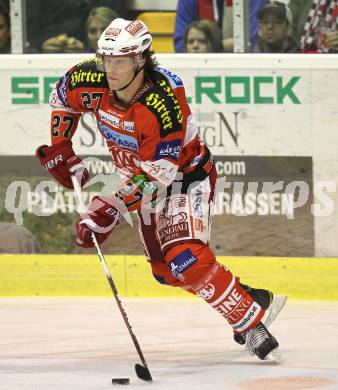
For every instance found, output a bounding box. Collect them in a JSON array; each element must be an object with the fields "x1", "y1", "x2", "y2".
[{"x1": 96, "y1": 54, "x2": 137, "y2": 73}]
